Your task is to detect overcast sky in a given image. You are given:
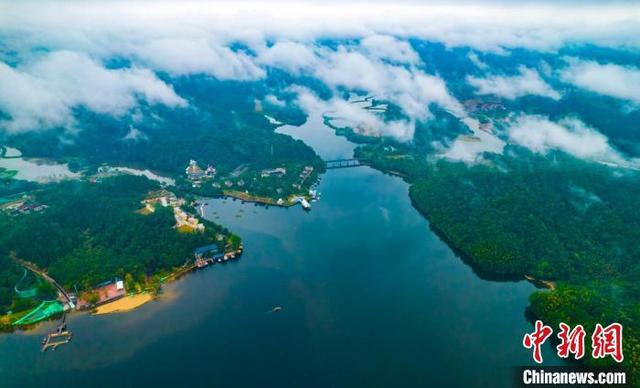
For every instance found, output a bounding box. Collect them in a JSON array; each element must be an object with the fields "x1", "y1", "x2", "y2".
[{"x1": 1, "y1": 1, "x2": 639, "y2": 52}]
